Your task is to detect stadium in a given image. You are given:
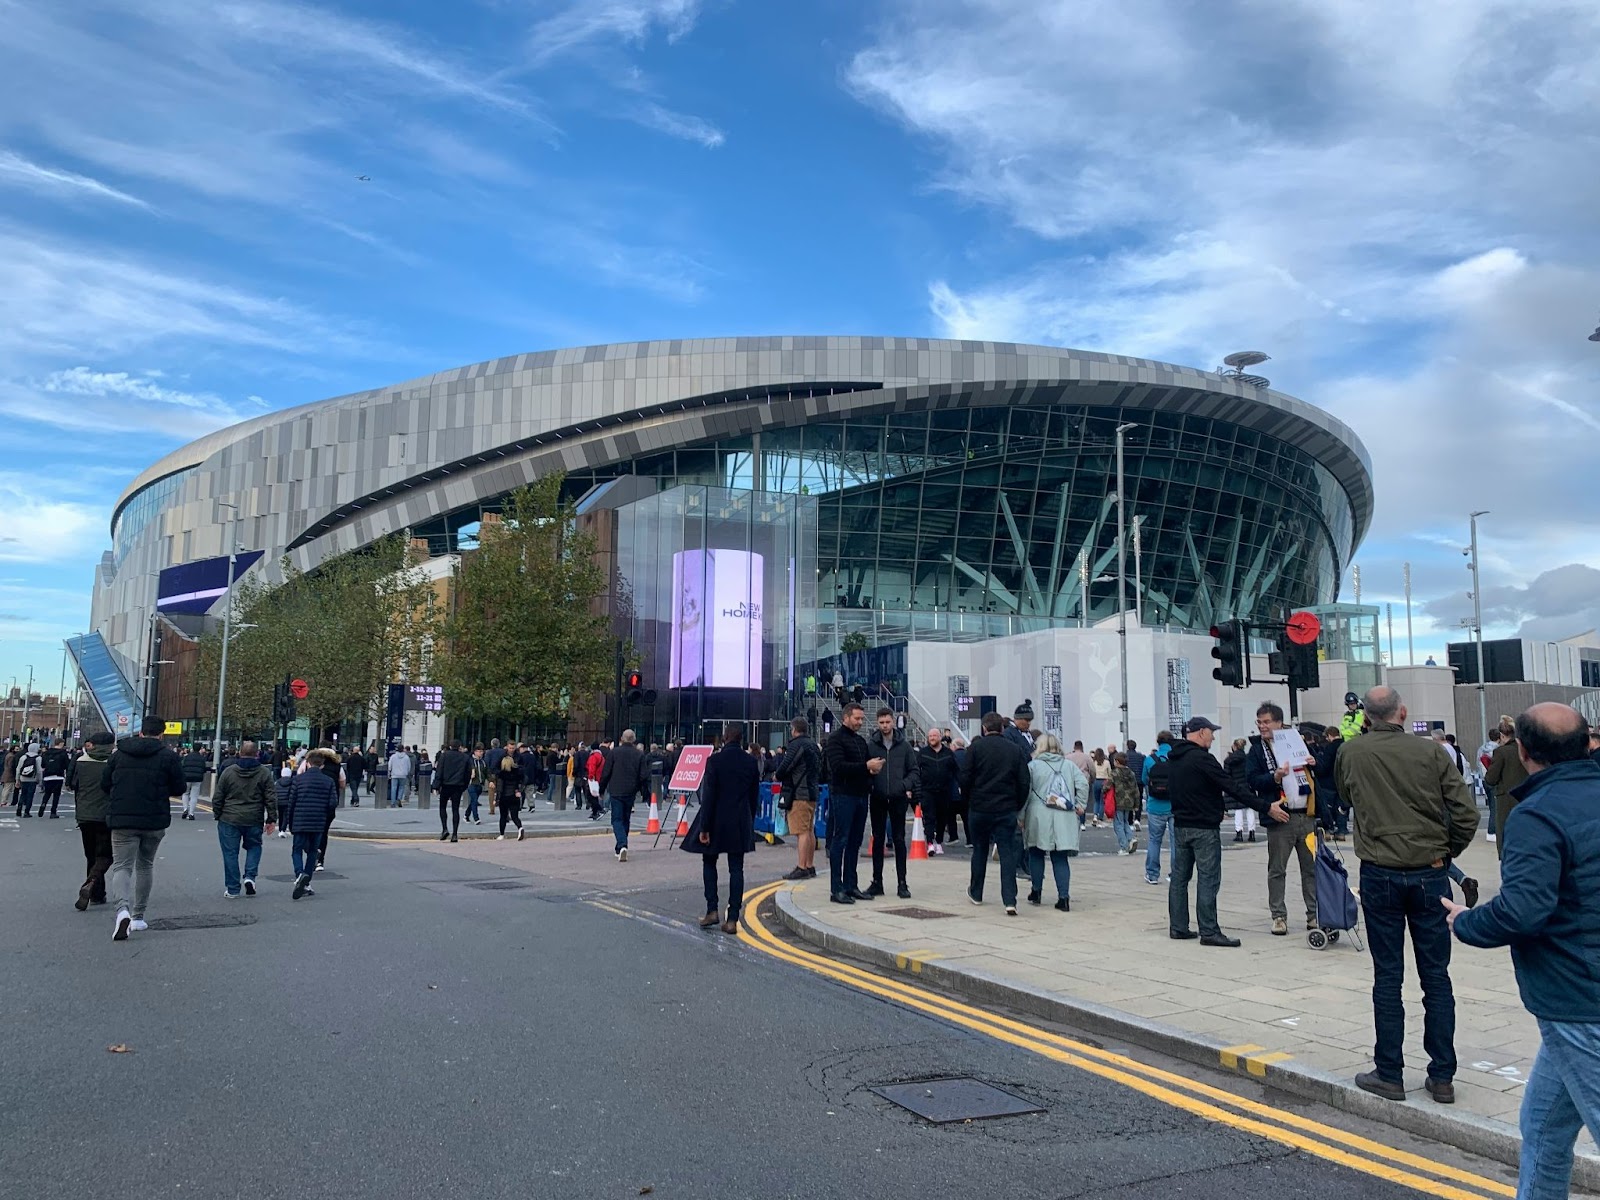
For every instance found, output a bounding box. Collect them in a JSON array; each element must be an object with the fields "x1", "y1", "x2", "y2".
[{"x1": 80, "y1": 337, "x2": 1372, "y2": 740}]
